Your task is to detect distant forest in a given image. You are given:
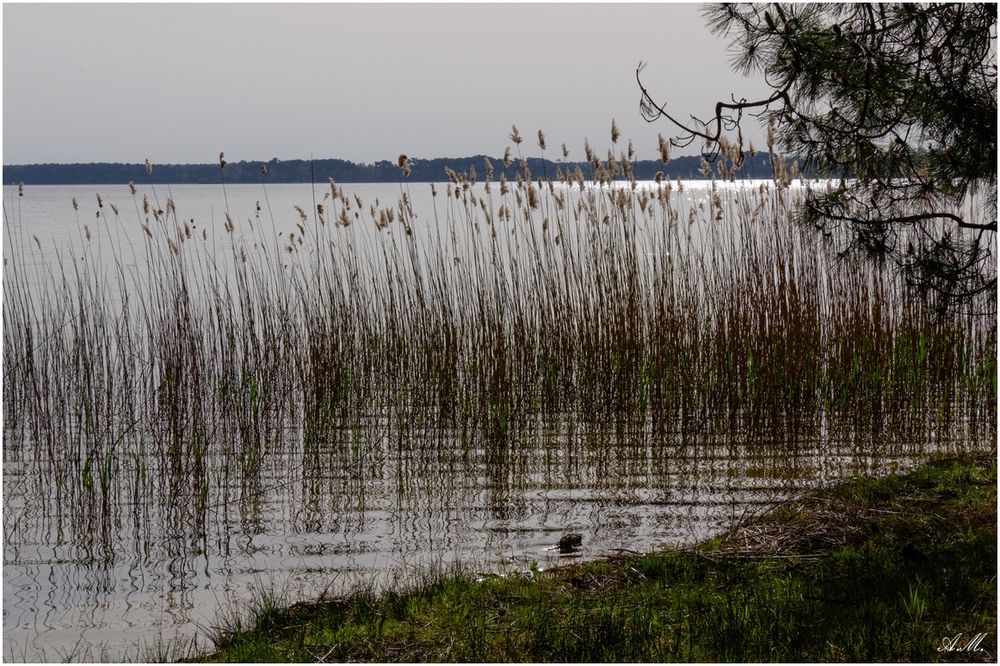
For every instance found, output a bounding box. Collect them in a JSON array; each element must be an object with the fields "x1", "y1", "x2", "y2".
[{"x1": 4, "y1": 153, "x2": 777, "y2": 186}]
